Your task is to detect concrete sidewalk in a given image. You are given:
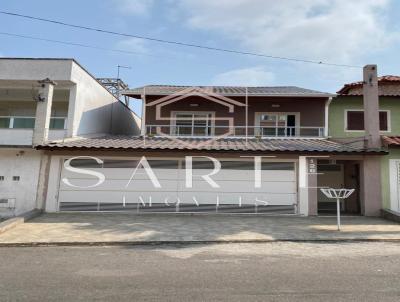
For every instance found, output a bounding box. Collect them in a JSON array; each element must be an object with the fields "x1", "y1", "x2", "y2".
[{"x1": 0, "y1": 213, "x2": 399, "y2": 245}]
